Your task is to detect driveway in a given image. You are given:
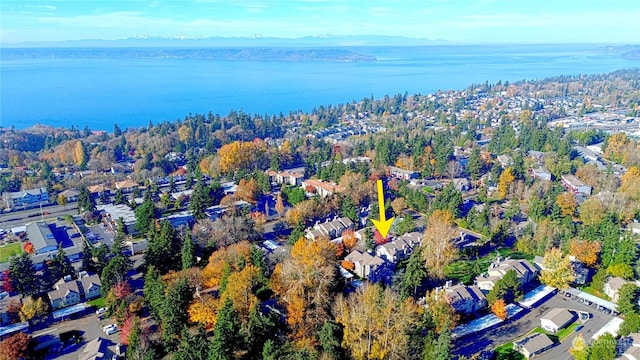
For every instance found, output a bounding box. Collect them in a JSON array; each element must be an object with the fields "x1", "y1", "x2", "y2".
[
  {"x1": 454, "y1": 292, "x2": 615, "y2": 358},
  {"x1": 34, "y1": 309, "x2": 120, "y2": 359}
]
